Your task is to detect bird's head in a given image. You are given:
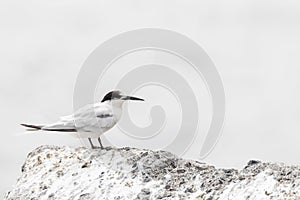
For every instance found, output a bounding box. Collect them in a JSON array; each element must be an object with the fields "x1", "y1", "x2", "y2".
[{"x1": 101, "y1": 90, "x2": 144, "y2": 107}]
